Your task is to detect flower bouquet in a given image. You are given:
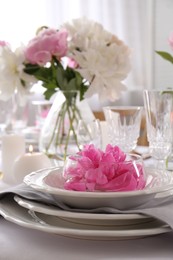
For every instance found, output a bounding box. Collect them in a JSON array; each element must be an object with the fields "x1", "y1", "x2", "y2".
[{"x1": 0, "y1": 17, "x2": 131, "y2": 159}]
